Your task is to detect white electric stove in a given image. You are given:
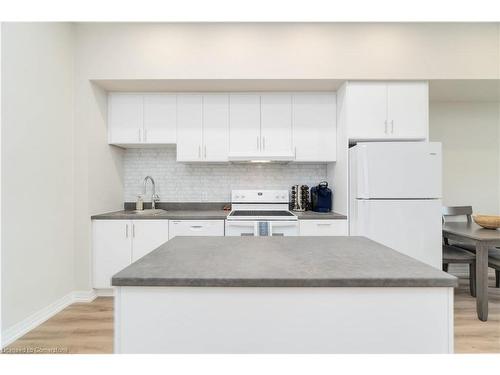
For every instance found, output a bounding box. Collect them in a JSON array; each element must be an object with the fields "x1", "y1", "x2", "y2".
[{"x1": 225, "y1": 190, "x2": 298, "y2": 236}]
